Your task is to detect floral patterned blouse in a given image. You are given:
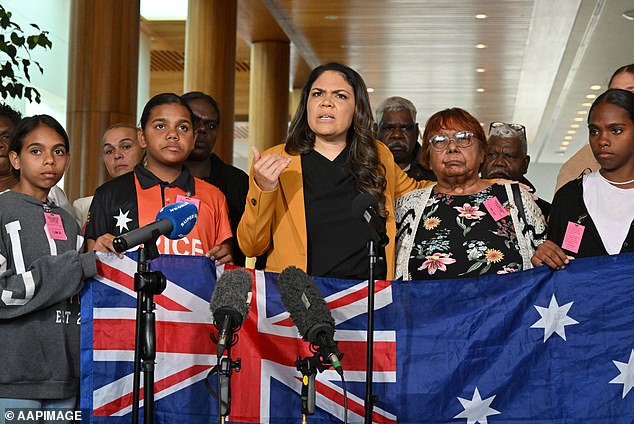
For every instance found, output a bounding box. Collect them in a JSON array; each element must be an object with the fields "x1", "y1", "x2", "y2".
[{"x1": 396, "y1": 184, "x2": 542, "y2": 280}]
